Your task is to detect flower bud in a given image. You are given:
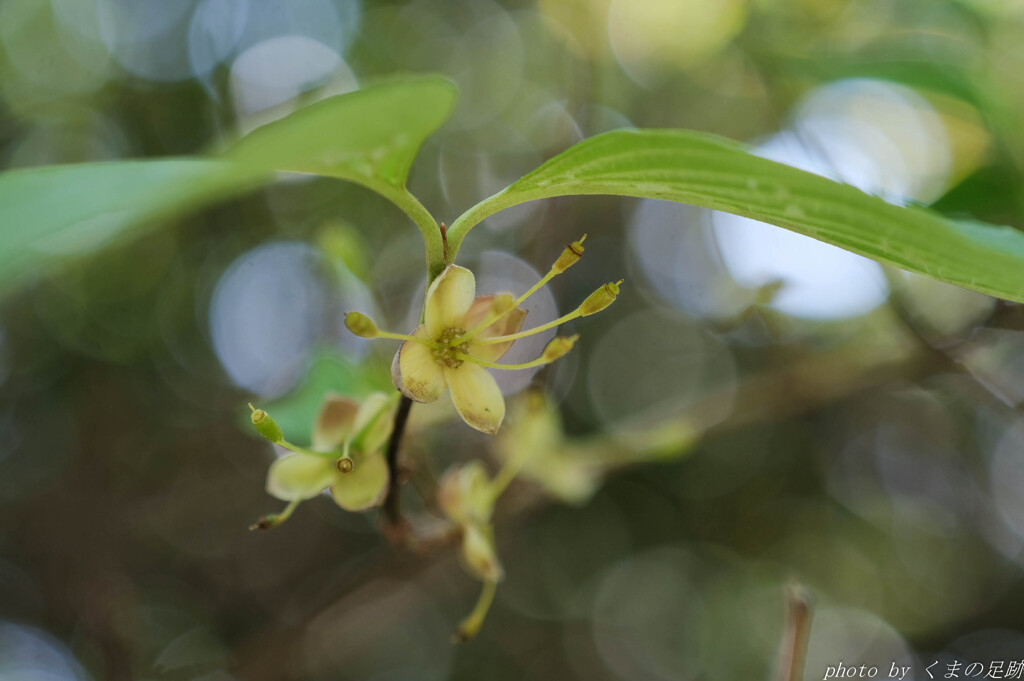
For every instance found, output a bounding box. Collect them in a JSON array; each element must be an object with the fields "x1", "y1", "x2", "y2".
[
  {"x1": 439, "y1": 461, "x2": 493, "y2": 526},
  {"x1": 337, "y1": 457, "x2": 354, "y2": 473},
  {"x1": 461, "y1": 523, "x2": 504, "y2": 583},
  {"x1": 579, "y1": 280, "x2": 623, "y2": 316},
  {"x1": 552, "y1": 234, "x2": 587, "y2": 273},
  {"x1": 540, "y1": 335, "x2": 578, "y2": 362},
  {"x1": 344, "y1": 311, "x2": 379, "y2": 338},
  {"x1": 249, "y1": 403, "x2": 283, "y2": 443}
]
